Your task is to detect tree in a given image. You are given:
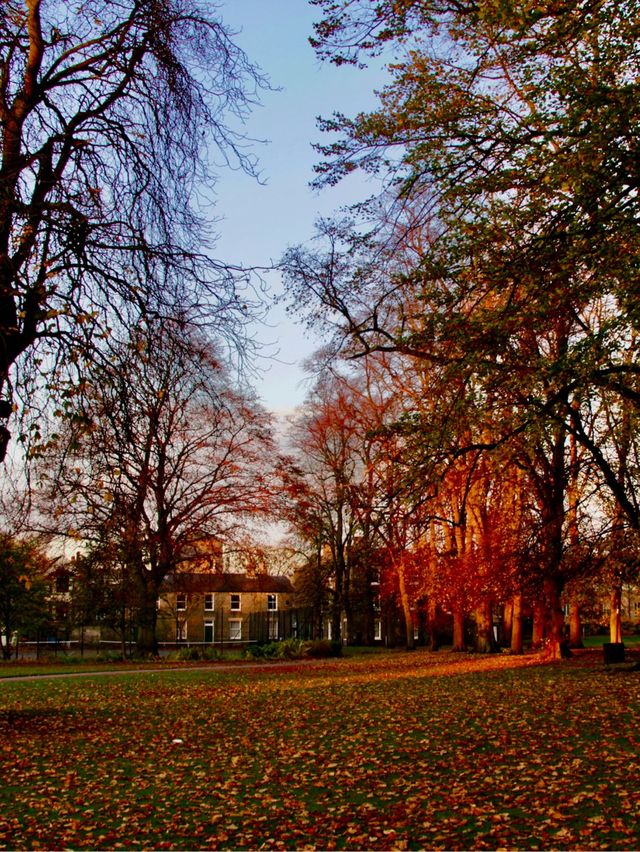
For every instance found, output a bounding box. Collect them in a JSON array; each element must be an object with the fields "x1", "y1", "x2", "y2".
[
  {"x1": 302, "y1": 0, "x2": 640, "y2": 528},
  {"x1": 0, "y1": 533, "x2": 50, "y2": 658},
  {"x1": 68, "y1": 542, "x2": 139, "y2": 658},
  {"x1": 284, "y1": 372, "x2": 365, "y2": 643},
  {"x1": 38, "y1": 321, "x2": 278, "y2": 654},
  {"x1": 281, "y1": 1, "x2": 640, "y2": 656},
  {"x1": 0, "y1": 0, "x2": 265, "y2": 456}
]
